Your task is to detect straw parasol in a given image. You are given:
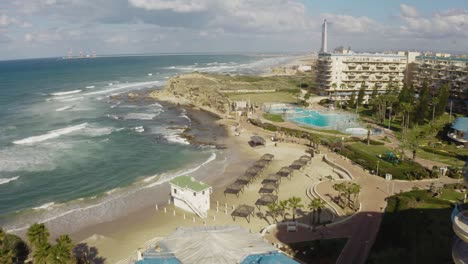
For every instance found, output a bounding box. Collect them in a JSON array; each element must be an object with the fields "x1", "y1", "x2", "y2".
[
  {"x1": 260, "y1": 153, "x2": 274, "y2": 162},
  {"x1": 277, "y1": 167, "x2": 293, "y2": 179},
  {"x1": 231, "y1": 204, "x2": 255, "y2": 223},
  {"x1": 224, "y1": 182, "x2": 245, "y2": 197},
  {"x1": 255, "y1": 194, "x2": 278, "y2": 209},
  {"x1": 261, "y1": 174, "x2": 281, "y2": 184}
]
